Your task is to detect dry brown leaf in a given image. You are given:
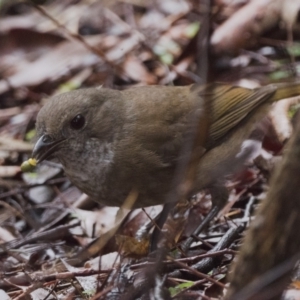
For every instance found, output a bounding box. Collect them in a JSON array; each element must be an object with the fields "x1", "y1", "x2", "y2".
[
  {"x1": 0, "y1": 136, "x2": 33, "y2": 152},
  {"x1": 211, "y1": 0, "x2": 282, "y2": 54},
  {"x1": 0, "y1": 226, "x2": 16, "y2": 242},
  {"x1": 159, "y1": 200, "x2": 190, "y2": 249},
  {"x1": 0, "y1": 32, "x2": 142, "y2": 94},
  {"x1": 0, "y1": 107, "x2": 21, "y2": 123},
  {"x1": 284, "y1": 289, "x2": 300, "y2": 300},
  {"x1": 158, "y1": 0, "x2": 190, "y2": 15},
  {"x1": 281, "y1": 0, "x2": 300, "y2": 29},
  {"x1": 0, "y1": 11, "x2": 43, "y2": 33},
  {"x1": 269, "y1": 97, "x2": 300, "y2": 143},
  {"x1": 0, "y1": 166, "x2": 21, "y2": 178},
  {"x1": 0, "y1": 35, "x2": 104, "y2": 94},
  {"x1": 61, "y1": 259, "x2": 98, "y2": 296},
  {"x1": 105, "y1": 34, "x2": 141, "y2": 61},
  {"x1": 115, "y1": 234, "x2": 149, "y2": 257},
  {"x1": 291, "y1": 280, "x2": 300, "y2": 289},
  {"x1": 85, "y1": 252, "x2": 120, "y2": 270},
  {"x1": 122, "y1": 55, "x2": 156, "y2": 84},
  {"x1": 74, "y1": 207, "x2": 119, "y2": 237},
  {"x1": 0, "y1": 289, "x2": 10, "y2": 300}
]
